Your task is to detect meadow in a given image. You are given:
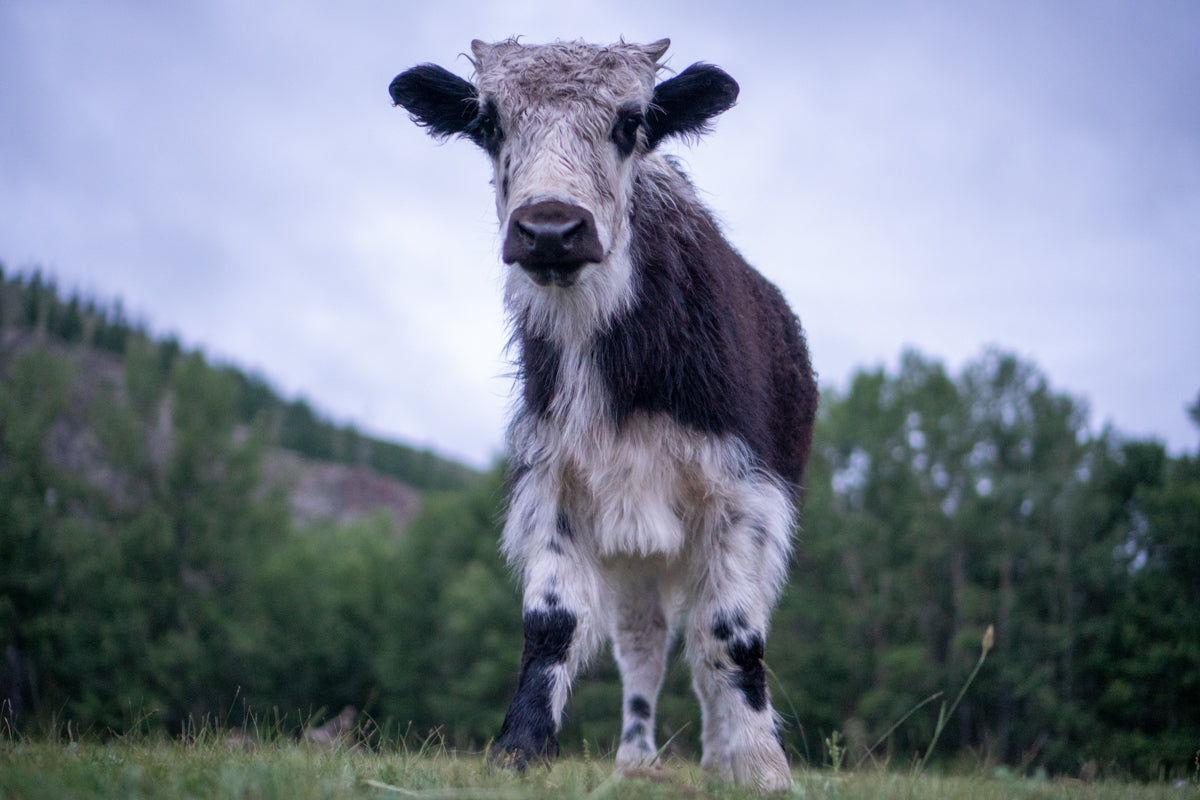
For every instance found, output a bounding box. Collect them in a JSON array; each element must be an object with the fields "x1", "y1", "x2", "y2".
[{"x1": 1, "y1": 733, "x2": 1193, "y2": 800}]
